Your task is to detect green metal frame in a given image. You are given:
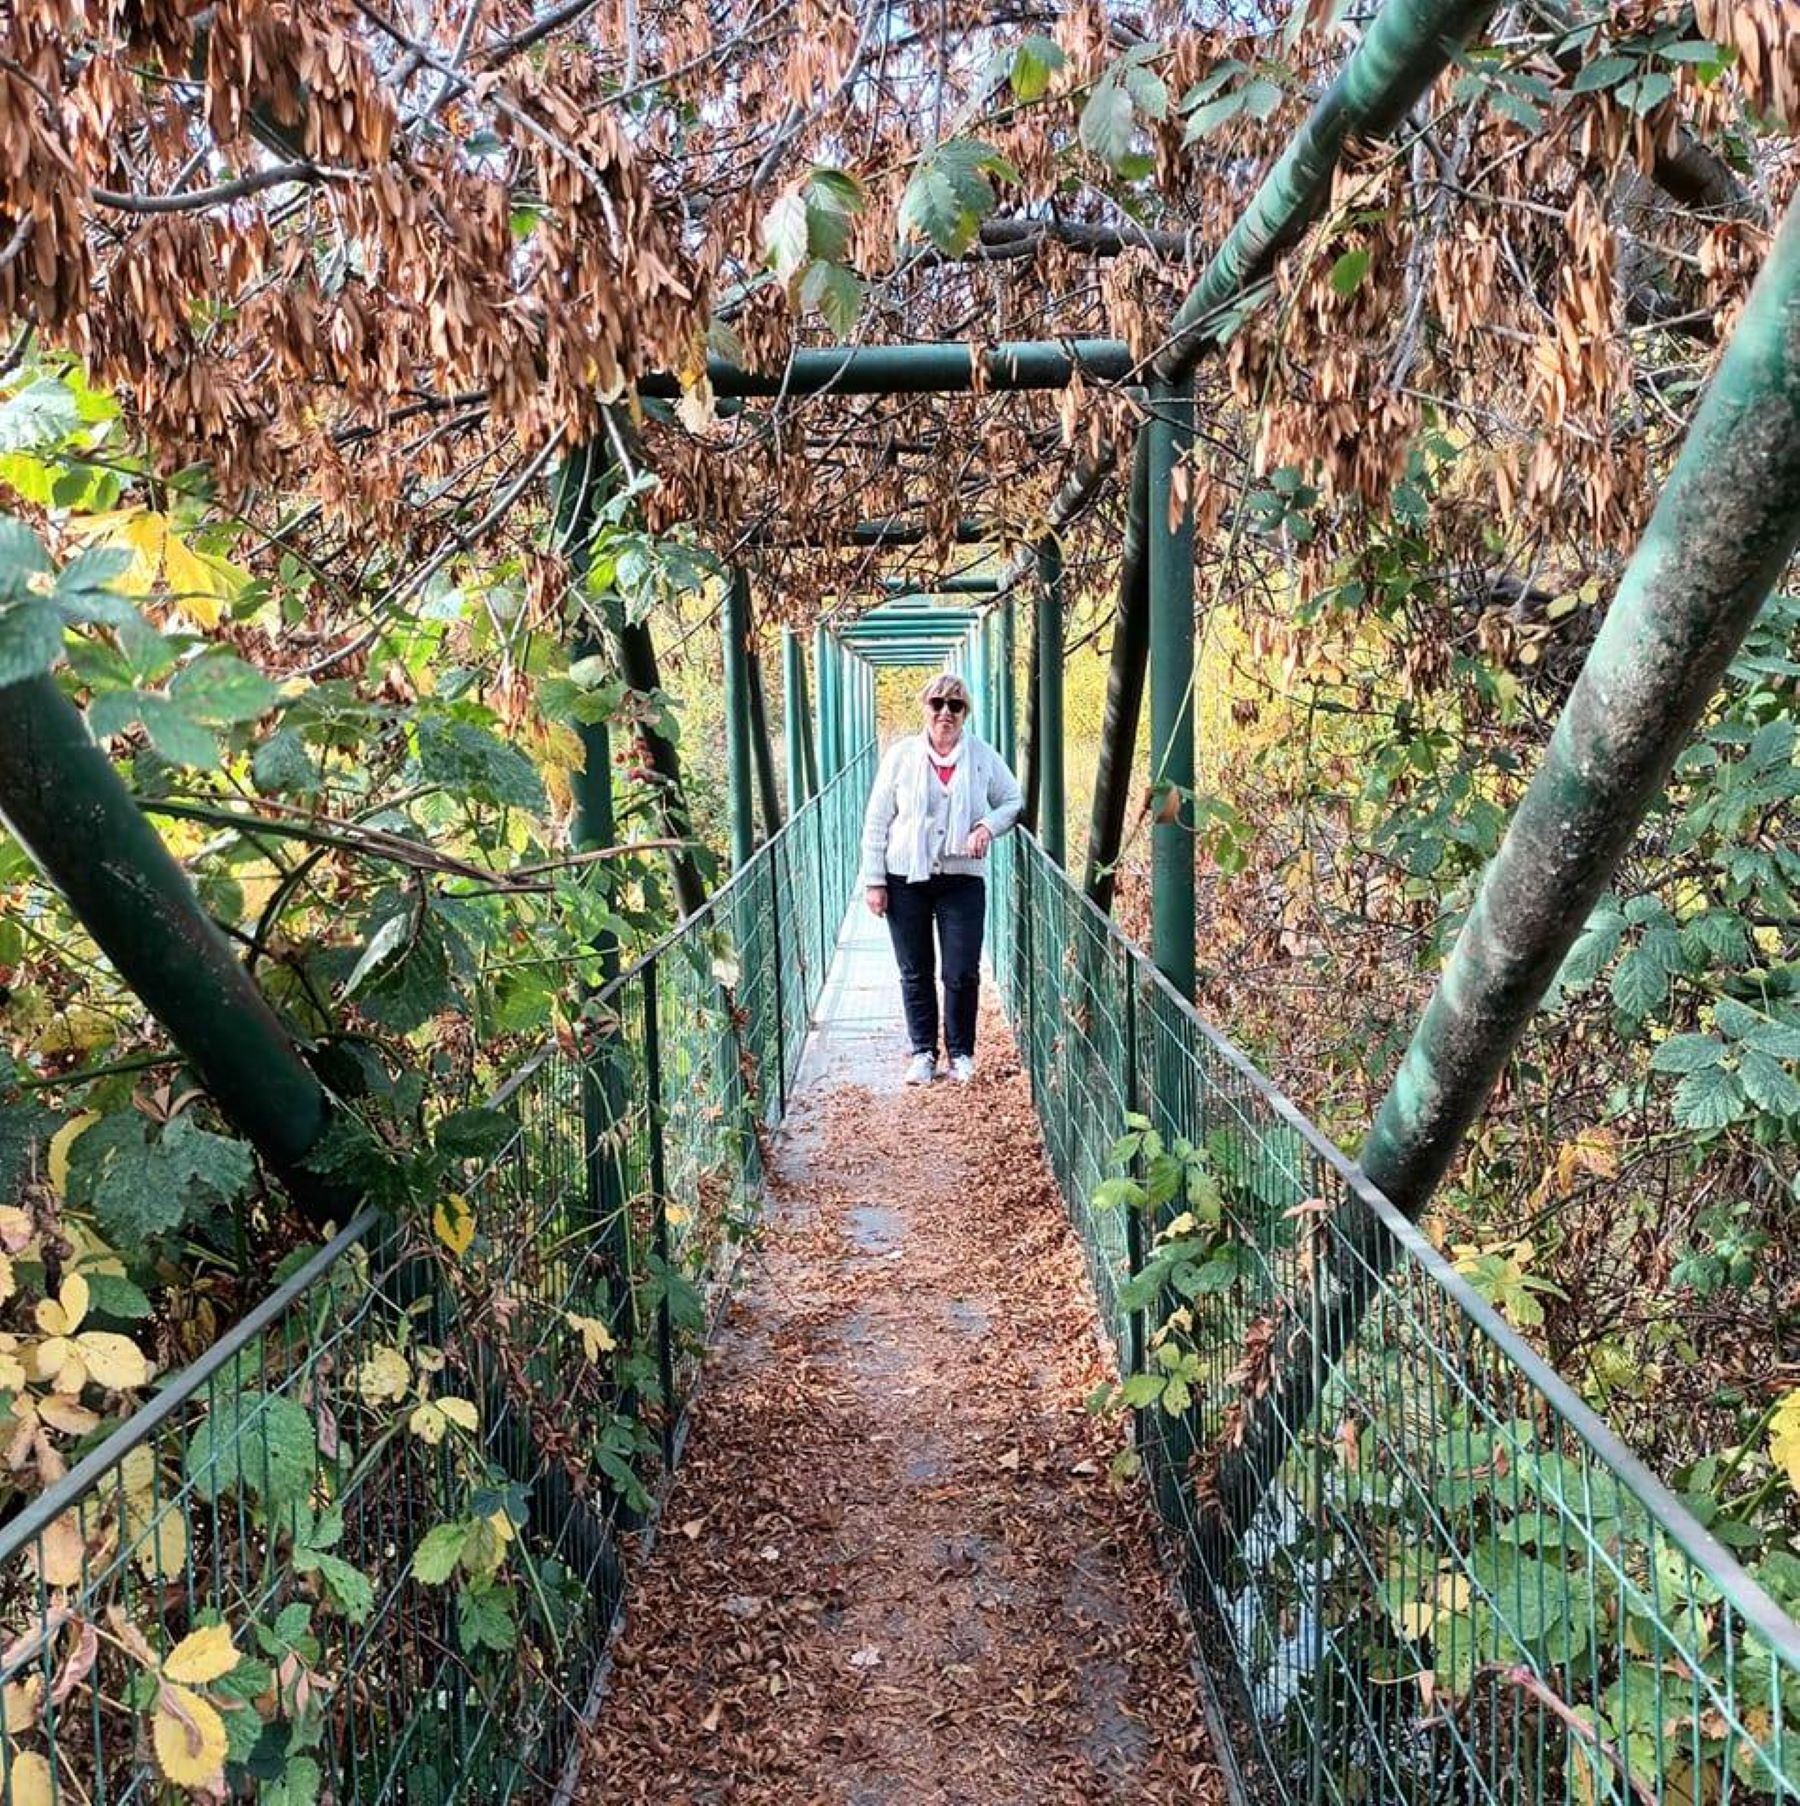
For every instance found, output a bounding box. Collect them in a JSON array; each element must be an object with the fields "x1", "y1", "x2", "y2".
[
  {"x1": 640, "y1": 338, "x2": 1132, "y2": 400},
  {"x1": 722, "y1": 568, "x2": 756, "y2": 869},
  {"x1": 1035, "y1": 535, "x2": 1066, "y2": 866}
]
